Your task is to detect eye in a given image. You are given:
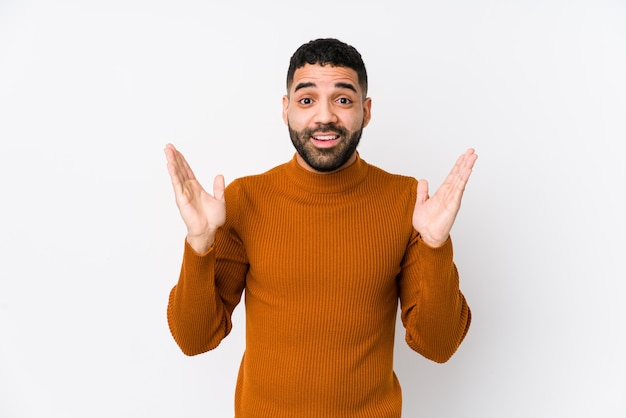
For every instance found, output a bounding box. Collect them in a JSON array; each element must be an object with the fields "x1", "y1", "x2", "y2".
[
  {"x1": 299, "y1": 97, "x2": 313, "y2": 105},
  {"x1": 337, "y1": 97, "x2": 352, "y2": 105}
]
